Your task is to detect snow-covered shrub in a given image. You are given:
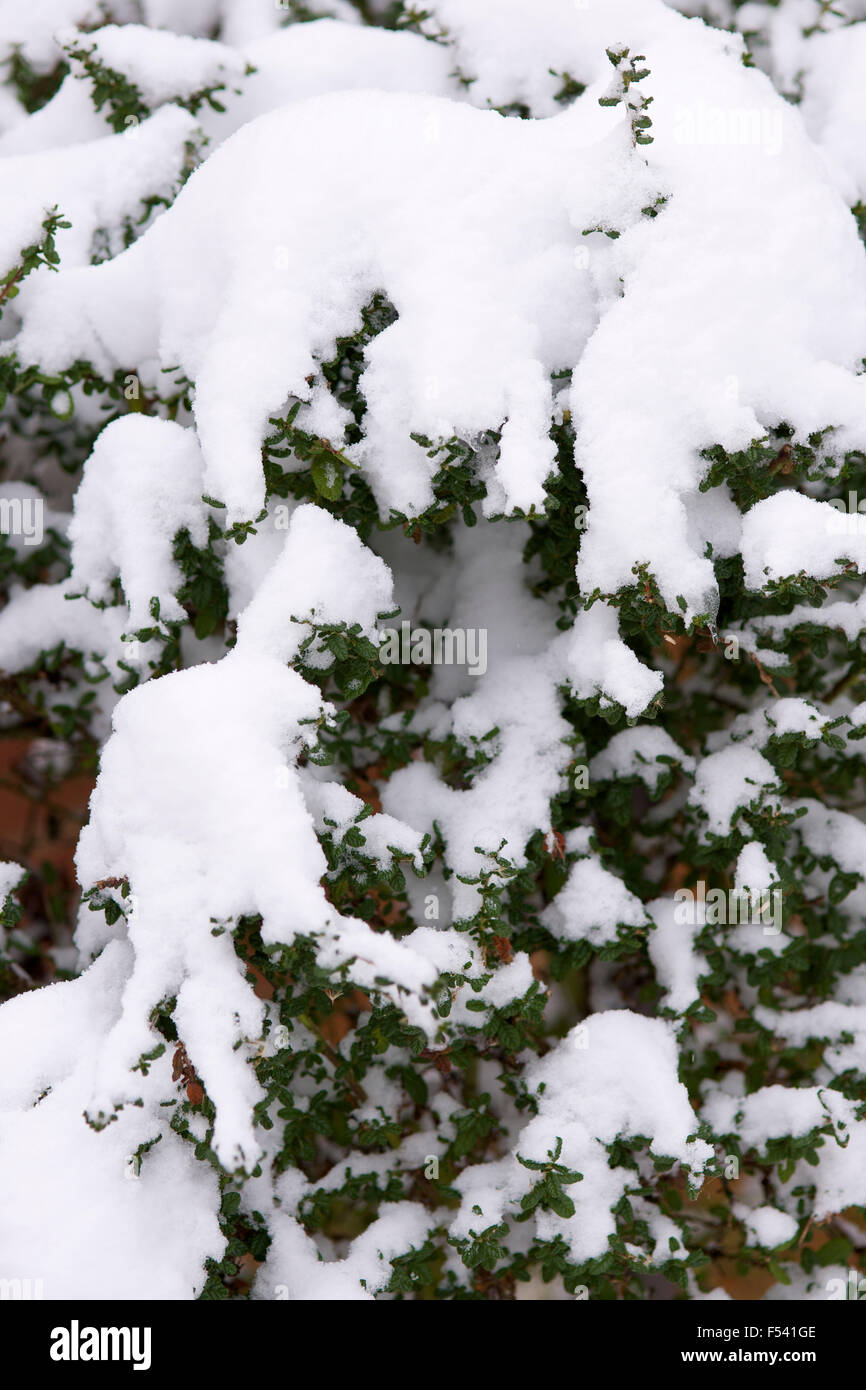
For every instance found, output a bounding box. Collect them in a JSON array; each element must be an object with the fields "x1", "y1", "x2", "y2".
[{"x1": 2, "y1": 0, "x2": 866, "y2": 1301}]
